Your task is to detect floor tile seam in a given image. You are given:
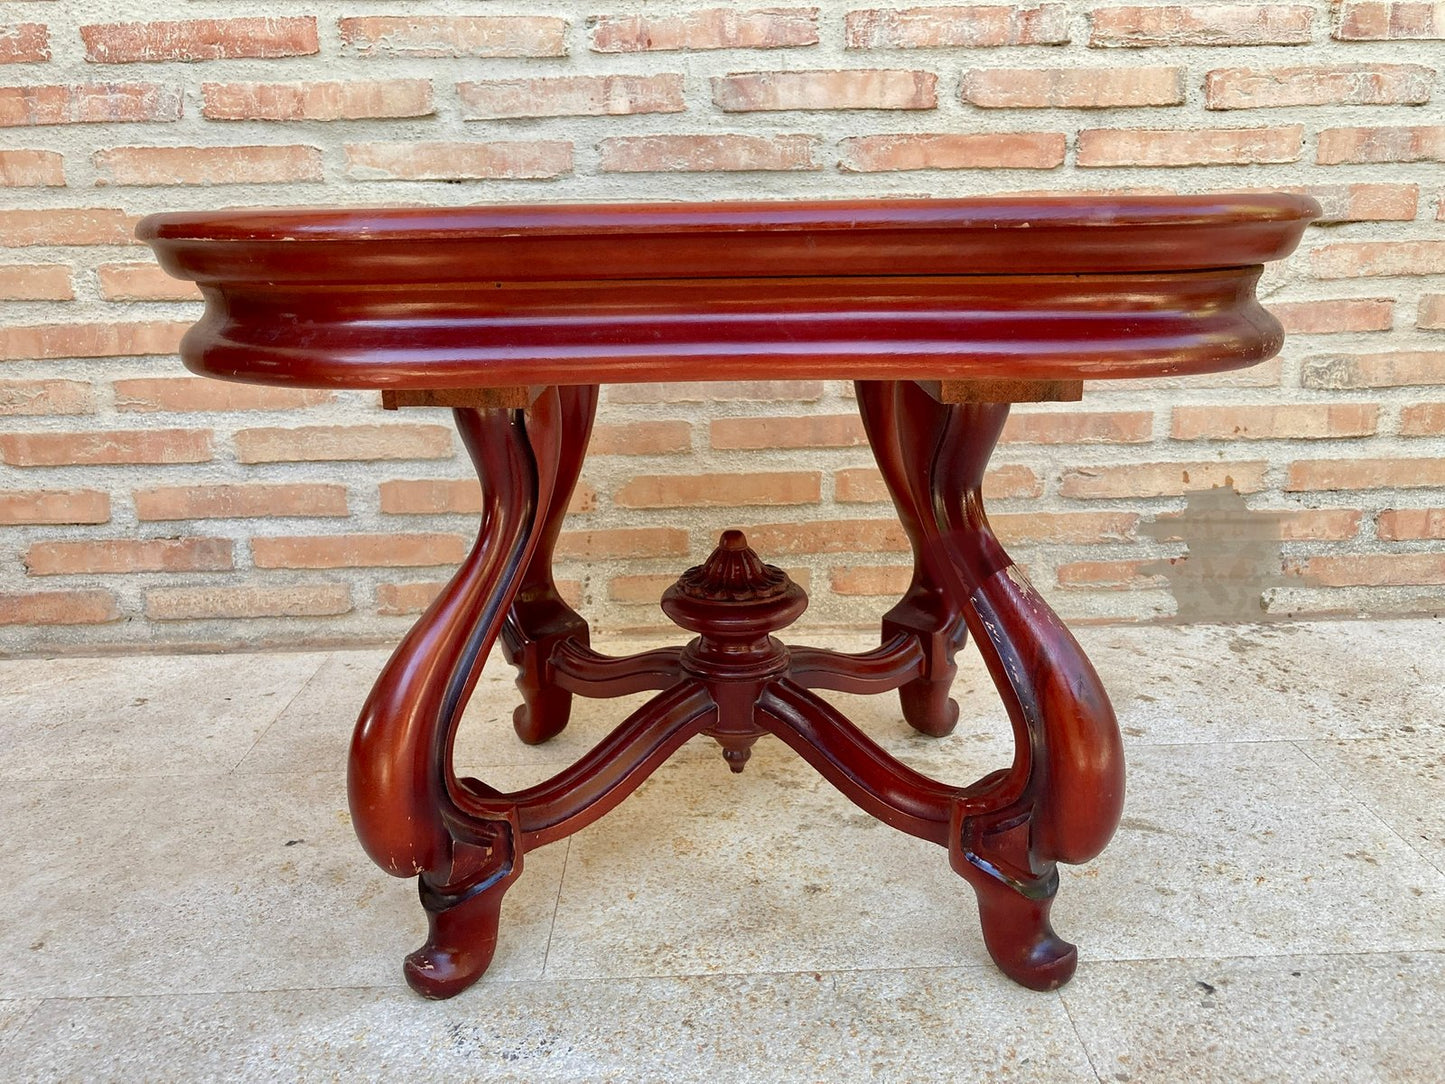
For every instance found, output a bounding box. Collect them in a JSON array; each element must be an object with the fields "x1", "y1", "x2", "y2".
[
  {"x1": 1056, "y1": 993, "x2": 1108, "y2": 1084},
  {"x1": 227, "y1": 651, "x2": 337, "y2": 776},
  {"x1": 540, "y1": 836, "x2": 570, "y2": 979},
  {"x1": 1071, "y1": 947, "x2": 1445, "y2": 969},
  {"x1": 0, "y1": 1000, "x2": 43, "y2": 1059}
]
